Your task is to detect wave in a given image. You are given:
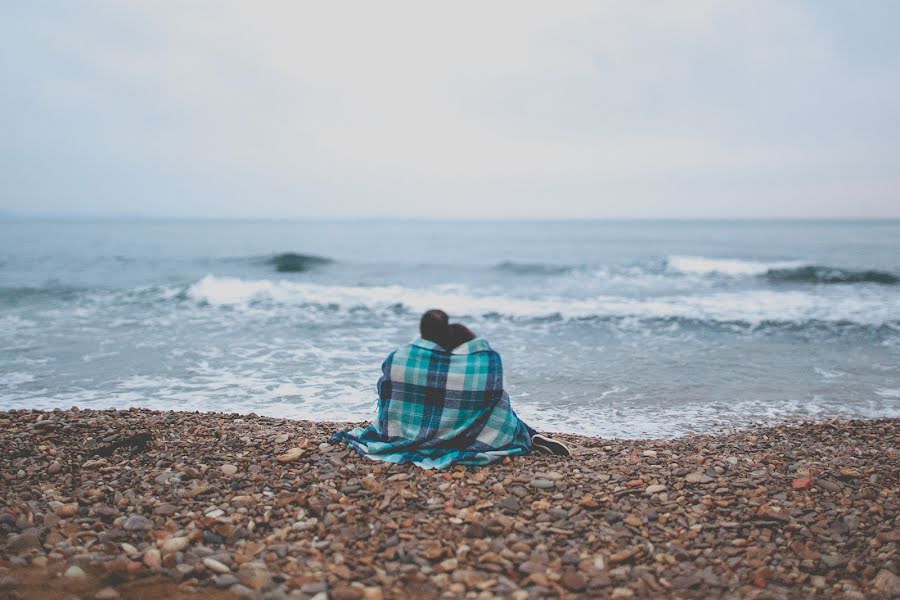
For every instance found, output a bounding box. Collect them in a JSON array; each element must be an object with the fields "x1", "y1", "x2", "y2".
[
  {"x1": 184, "y1": 275, "x2": 900, "y2": 326},
  {"x1": 766, "y1": 266, "x2": 898, "y2": 285},
  {"x1": 0, "y1": 284, "x2": 83, "y2": 304},
  {"x1": 262, "y1": 252, "x2": 333, "y2": 273},
  {"x1": 495, "y1": 261, "x2": 573, "y2": 275},
  {"x1": 667, "y1": 255, "x2": 898, "y2": 285},
  {"x1": 667, "y1": 255, "x2": 806, "y2": 276}
]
